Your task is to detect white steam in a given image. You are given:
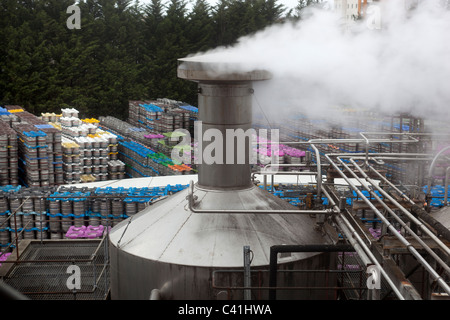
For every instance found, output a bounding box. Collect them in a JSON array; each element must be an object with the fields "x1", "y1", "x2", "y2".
[{"x1": 191, "y1": 1, "x2": 450, "y2": 124}]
